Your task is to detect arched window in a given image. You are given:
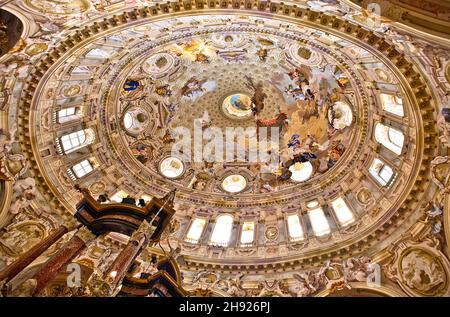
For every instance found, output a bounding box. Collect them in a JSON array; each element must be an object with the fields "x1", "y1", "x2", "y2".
[
  {"x1": 331, "y1": 197, "x2": 355, "y2": 227},
  {"x1": 210, "y1": 215, "x2": 233, "y2": 247},
  {"x1": 287, "y1": 214, "x2": 305, "y2": 241},
  {"x1": 185, "y1": 218, "x2": 207, "y2": 244},
  {"x1": 369, "y1": 158, "x2": 394, "y2": 186},
  {"x1": 380, "y1": 93, "x2": 404, "y2": 117},
  {"x1": 71, "y1": 159, "x2": 94, "y2": 179},
  {"x1": 57, "y1": 107, "x2": 82, "y2": 124},
  {"x1": 375, "y1": 123, "x2": 404, "y2": 155},
  {"x1": 308, "y1": 208, "x2": 331, "y2": 237},
  {"x1": 240, "y1": 222, "x2": 255, "y2": 246},
  {"x1": 59, "y1": 129, "x2": 95, "y2": 154}
]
